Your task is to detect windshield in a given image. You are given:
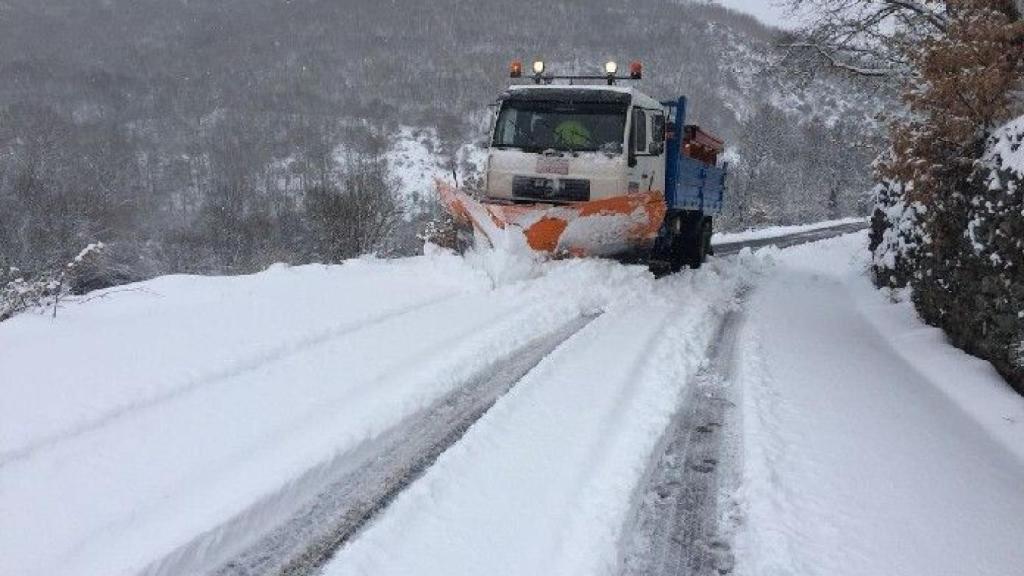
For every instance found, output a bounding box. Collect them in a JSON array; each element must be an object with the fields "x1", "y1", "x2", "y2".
[{"x1": 492, "y1": 99, "x2": 628, "y2": 154}]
